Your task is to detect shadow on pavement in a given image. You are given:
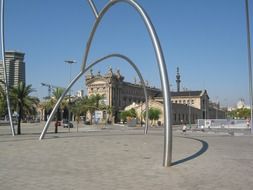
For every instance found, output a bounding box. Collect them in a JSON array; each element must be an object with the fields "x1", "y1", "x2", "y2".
[{"x1": 172, "y1": 136, "x2": 209, "y2": 166}]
